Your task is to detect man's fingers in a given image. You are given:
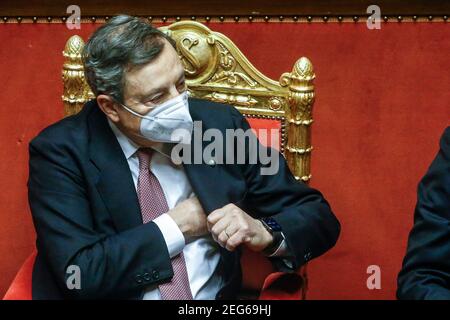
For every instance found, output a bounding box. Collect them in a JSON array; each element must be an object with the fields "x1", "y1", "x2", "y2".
[
  {"x1": 217, "y1": 230, "x2": 228, "y2": 246},
  {"x1": 207, "y1": 203, "x2": 239, "y2": 225},
  {"x1": 208, "y1": 204, "x2": 249, "y2": 249},
  {"x1": 207, "y1": 207, "x2": 227, "y2": 225},
  {"x1": 210, "y1": 214, "x2": 232, "y2": 236},
  {"x1": 220, "y1": 223, "x2": 243, "y2": 251},
  {"x1": 225, "y1": 231, "x2": 246, "y2": 251},
  {"x1": 225, "y1": 223, "x2": 240, "y2": 238}
]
